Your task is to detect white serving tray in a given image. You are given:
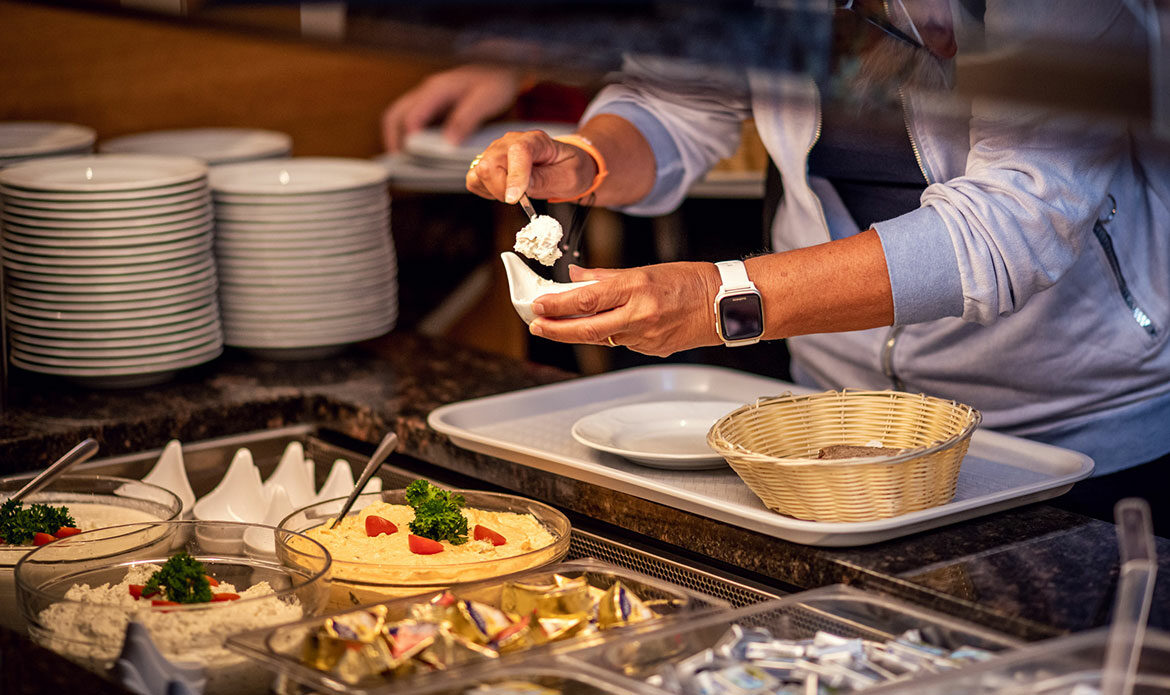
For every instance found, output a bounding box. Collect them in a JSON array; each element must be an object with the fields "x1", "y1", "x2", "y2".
[{"x1": 428, "y1": 365, "x2": 1094, "y2": 547}]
